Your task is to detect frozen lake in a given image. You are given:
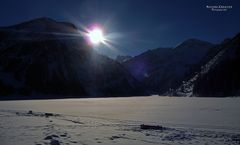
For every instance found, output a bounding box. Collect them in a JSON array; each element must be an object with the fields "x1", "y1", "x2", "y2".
[
  {"x1": 1, "y1": 96, "x2": 240, "y2": 145},
  {"x1": 1, "y1": 96, "x2": 240, "y2": 131}
]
